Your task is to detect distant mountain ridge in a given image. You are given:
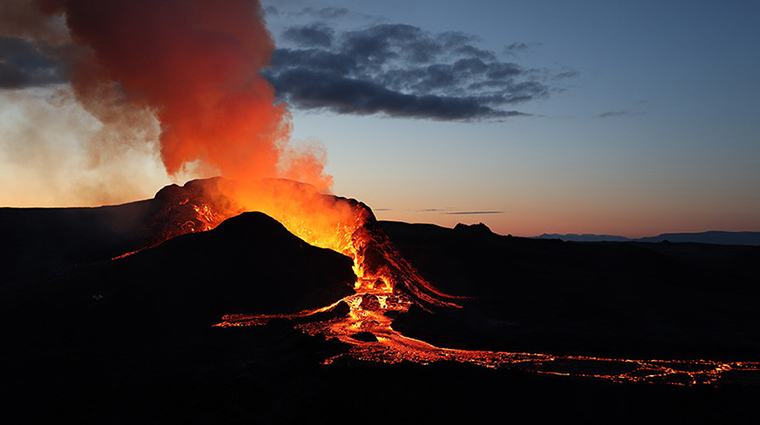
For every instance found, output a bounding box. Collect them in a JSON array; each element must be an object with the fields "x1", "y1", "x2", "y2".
[
  {"x1": 534, "y1": 233, "x2": 631, "y2": 243},
  {"x1": 535, "y1": 231, "x2": 760, "y2": 246}
]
